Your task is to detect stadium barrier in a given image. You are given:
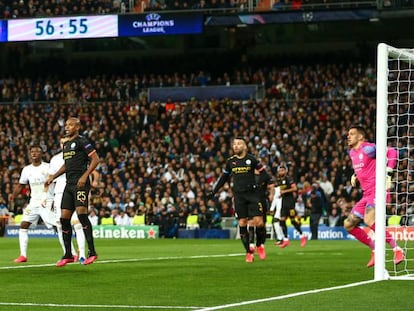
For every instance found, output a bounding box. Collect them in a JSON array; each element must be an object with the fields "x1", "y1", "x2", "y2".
[
  {"x1": 178, "y1": 228, "x2": 230, "y2": 239},
  {"x1": 4, "y1": 225, "x2": 159, "y2": 239},
  {"x1": 5, "y1": 224, "x2": 413, "y2": 240},
  {"x1": 0, "y1": 216, "x2": 9, "y2": 237}
]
